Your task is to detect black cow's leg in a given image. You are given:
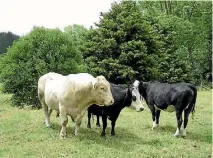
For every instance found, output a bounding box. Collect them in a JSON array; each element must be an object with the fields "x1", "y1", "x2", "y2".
[
  {"x1": 111, "y1": 120, "x2": 116, "y2": 136},
  {"x1": 150, "y1": 106, "x2": 157, "y2": 129},
  {"x1": 155, "y1": 110, "x2": 161, "y2": 127},
  {"x1": 101, "y1": 115, "x2": 107, "y2": 137},
  {"x1": 174, "y1": 110, "x2": 183, "y2": 137},
  {"x1": 183, "y1": 108, "x2": 191, "y2": 137},
  {"x1": 96, "y1": 115, "x2": 100, "y2": 127},
  {"x1": 87, "y1": 110, "x2": 91, "y2": 128}
]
